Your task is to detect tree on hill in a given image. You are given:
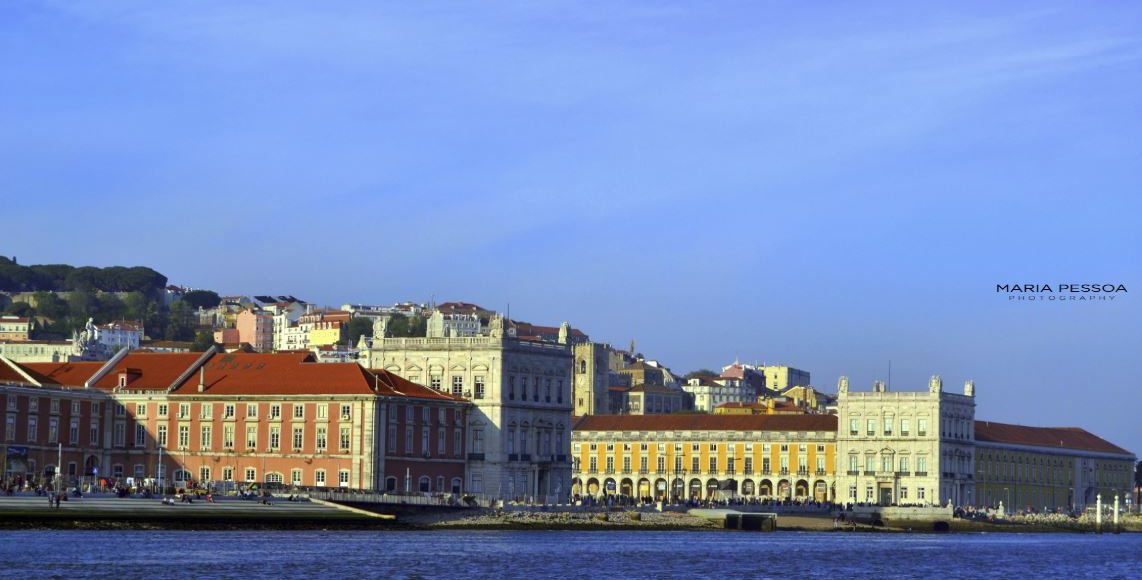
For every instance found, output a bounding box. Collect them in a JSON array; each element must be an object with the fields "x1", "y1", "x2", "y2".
[
  {"x1": 180, "y1": 290, "x2": 221, "y2": 310},
  {"x1": 345, "y1": 317, "x2": 374, "y2": 345},
  {"x1": 387, "y1": 314, "x2": 427, "y2": 338},
  {"x1": 0, "y1": 257, "x2": 167, "y2": 293},
  {"x1": 684, "y1": 369, "x2": 718, "y2": 381},
  {"x1": 191, "y1": 330, "x2": 217, "y2": 352}
]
